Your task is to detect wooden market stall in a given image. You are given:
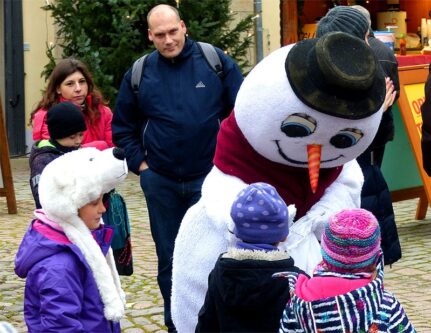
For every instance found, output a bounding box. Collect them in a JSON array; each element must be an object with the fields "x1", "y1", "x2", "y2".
[
  {"x1": 0, "y1": 95, "x2": 17, "y2": 214},
  {"x1": 281, "y1": 0, "x2": 431, "y2": 51},
  {"x1": 279, "y1": 1, "x2": 431, "y2": 219}
]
